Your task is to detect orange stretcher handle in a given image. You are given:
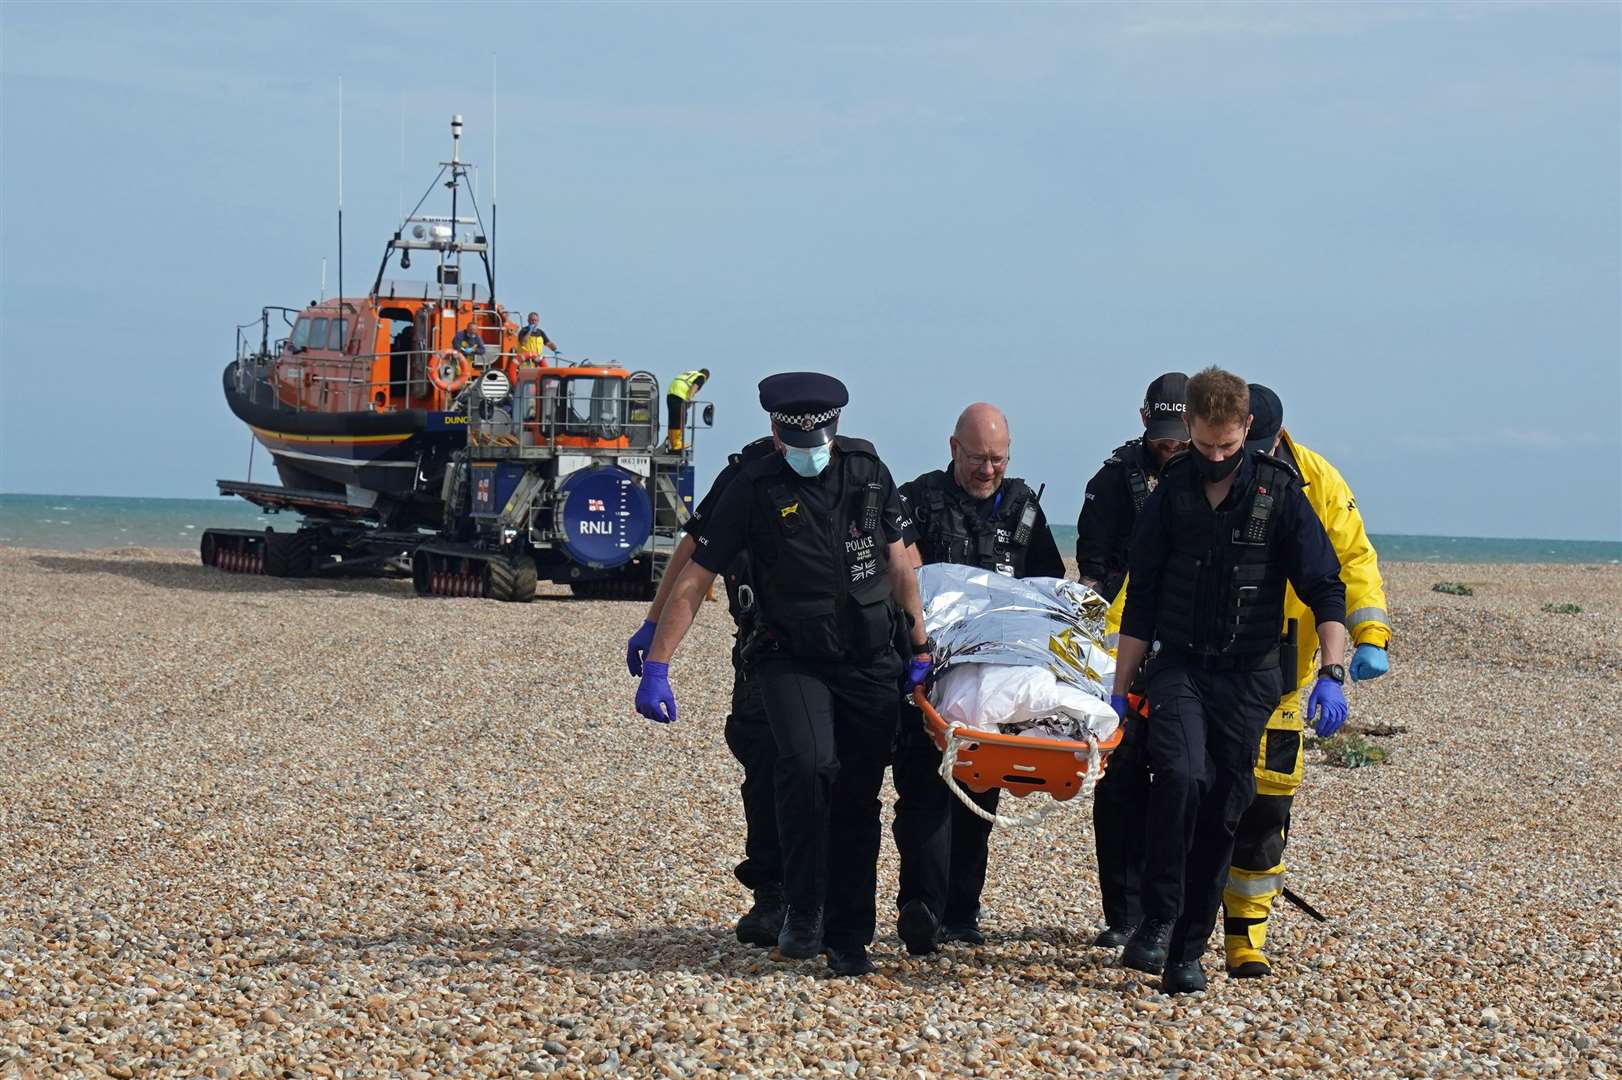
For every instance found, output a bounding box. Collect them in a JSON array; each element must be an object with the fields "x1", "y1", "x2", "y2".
[{"x1": 911, "y1": 686, "x2": 1126, "y2": 801}]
